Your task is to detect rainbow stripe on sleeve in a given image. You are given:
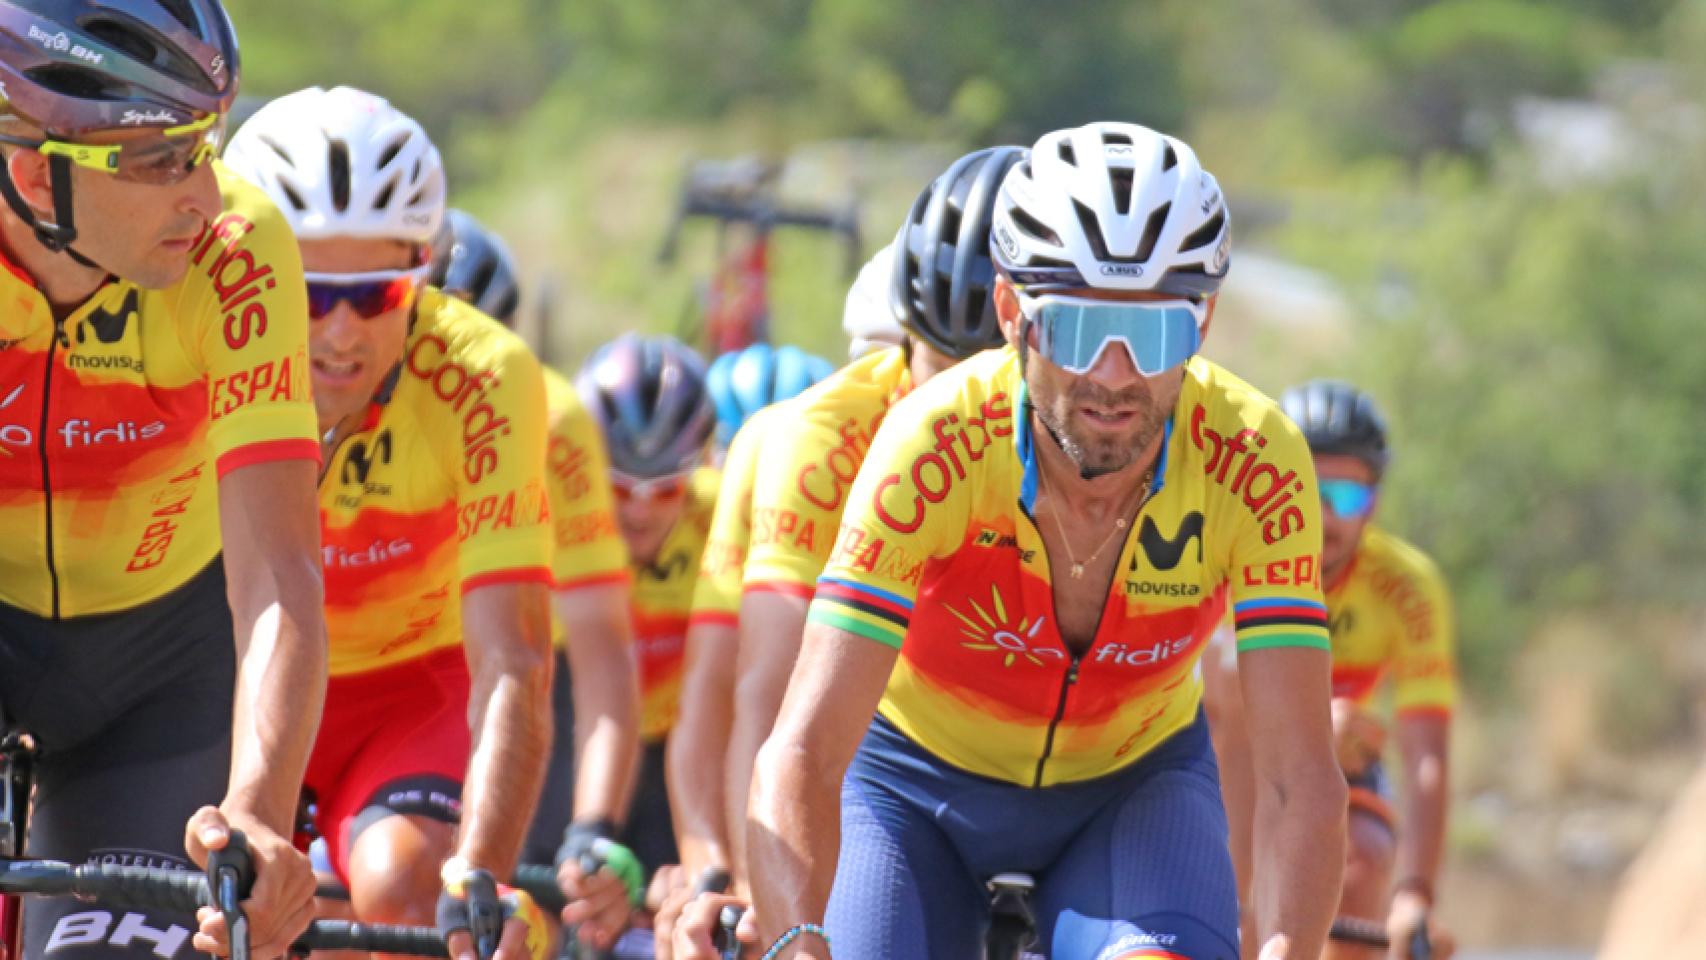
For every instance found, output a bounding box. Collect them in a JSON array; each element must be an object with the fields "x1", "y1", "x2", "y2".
[
  {"x1": 1232, "y1": 597, "x2": 1331, "y2": 653},
  {"x1": 807, "y1": 576, "x2": 914, "y2": 650}
]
